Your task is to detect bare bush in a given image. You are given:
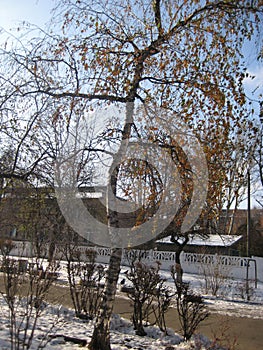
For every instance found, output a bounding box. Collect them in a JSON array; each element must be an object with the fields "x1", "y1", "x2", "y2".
[
  {"x1": 63, "y1": 245, "x2": 105, "y2": 320},
  {"x1": 171, "y1": 265, "x2": 209, "y2": 341},
  {"x1": 209, "y1": 315, "x2": 238, "y2": 350},
  {"x1": 199, "y1": 255, "x2": 231, "y2": 297},
  {"x1": 236, "y1": 280, "x2": 255, "y2": 301},
  {"x1": 125, "y1": 251, "x2": 172, "y2": 336},
  {"x1": 152, "y1": 285, "x2": 174, "y2": 334},
  {"x1": 0, "y1": 241, "x2": 61, "y2": 350}
]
